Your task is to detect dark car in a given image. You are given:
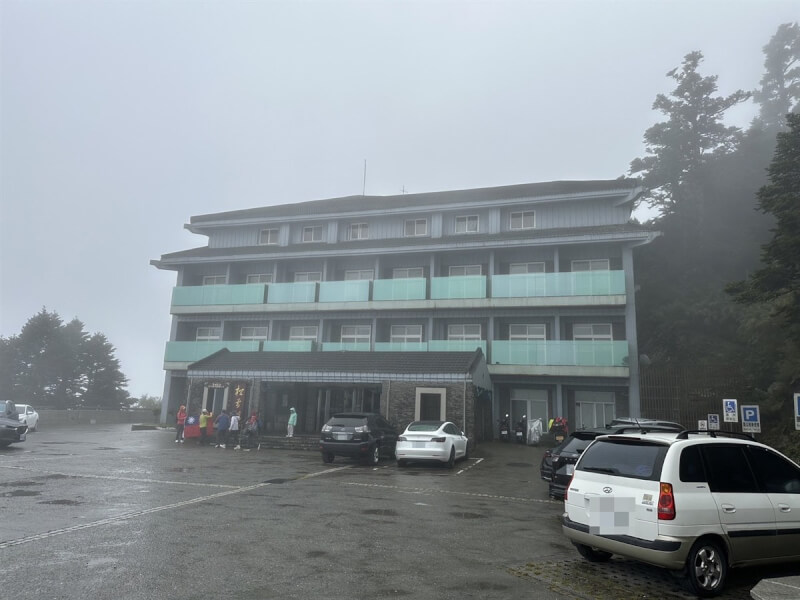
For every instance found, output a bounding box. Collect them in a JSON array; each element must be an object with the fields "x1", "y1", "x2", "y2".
[
  {"x1": 540, "y1": 420, "x2": 685, "y2": 498},
  {"x1": 320, "y1": 412, "x2": 399, "y2": 465},
  {"x1": 0, "y1": 400, "x2": 28, "y2": 448}
]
